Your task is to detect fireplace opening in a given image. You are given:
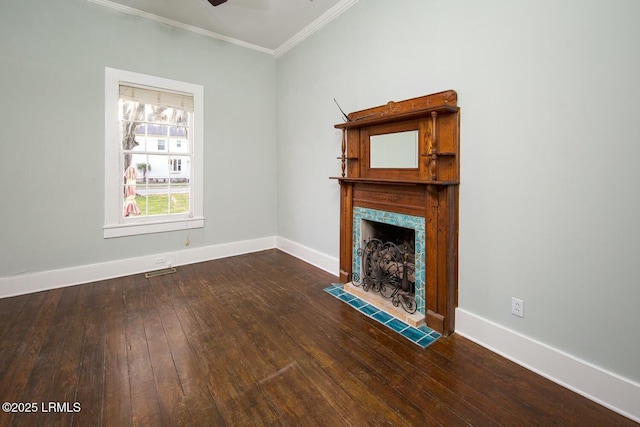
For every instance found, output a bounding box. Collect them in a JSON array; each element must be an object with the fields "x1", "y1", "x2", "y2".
[
  {"x1": 362, "y1": 221, "x2": 416, "y2": 251},
  {"x1": 356, "y1": 220, "x2": 417, "y2": 314}
]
